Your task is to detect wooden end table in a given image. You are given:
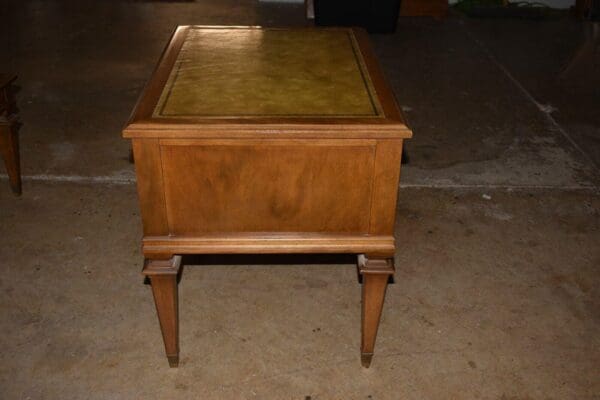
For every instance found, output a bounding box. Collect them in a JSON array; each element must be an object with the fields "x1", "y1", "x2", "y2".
[
  {"x1": 123, "y1": 26, "x2": 412, "y2": 368},
  {"x1": 0, "y1": 74, "x2": 21, "y2": 195}
]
